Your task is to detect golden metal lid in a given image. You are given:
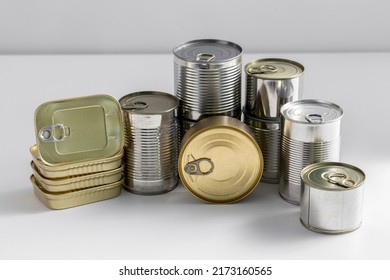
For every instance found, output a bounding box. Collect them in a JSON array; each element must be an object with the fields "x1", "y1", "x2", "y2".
[
  {"x1": 245, "y1": 58, "x2": 304, "y2": 80},
  {"x1": 34, "y1": 94, "x2": 123, "y2": 164},
  {"x1": 179, "y1": 116, "x2": 263, "y2": 203}
]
